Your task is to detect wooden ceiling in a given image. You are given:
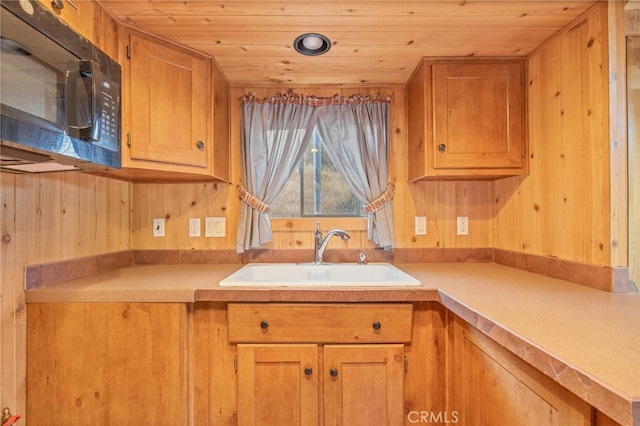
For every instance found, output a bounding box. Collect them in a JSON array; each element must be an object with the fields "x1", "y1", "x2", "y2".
[{"x1": 98, "y1": 1, "x2": 601, "y2": 86}]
